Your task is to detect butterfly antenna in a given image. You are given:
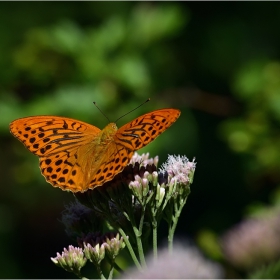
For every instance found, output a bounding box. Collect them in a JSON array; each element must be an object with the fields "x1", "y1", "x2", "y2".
[
  {"x1": 93, "y1": 101, "x2": 111, "y2": 122},
  {"x1": 114, "y1": 98, "x2": 151, "y2": 123}
]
